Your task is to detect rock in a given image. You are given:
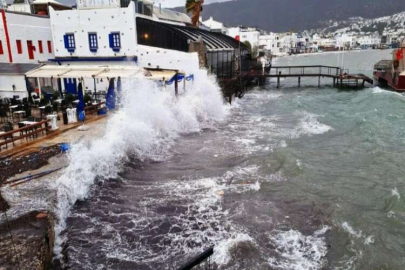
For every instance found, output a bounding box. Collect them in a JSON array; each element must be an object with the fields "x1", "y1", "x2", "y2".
[{"x1": 0, "y1": 211, "x2": 55, "y2": 270}]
